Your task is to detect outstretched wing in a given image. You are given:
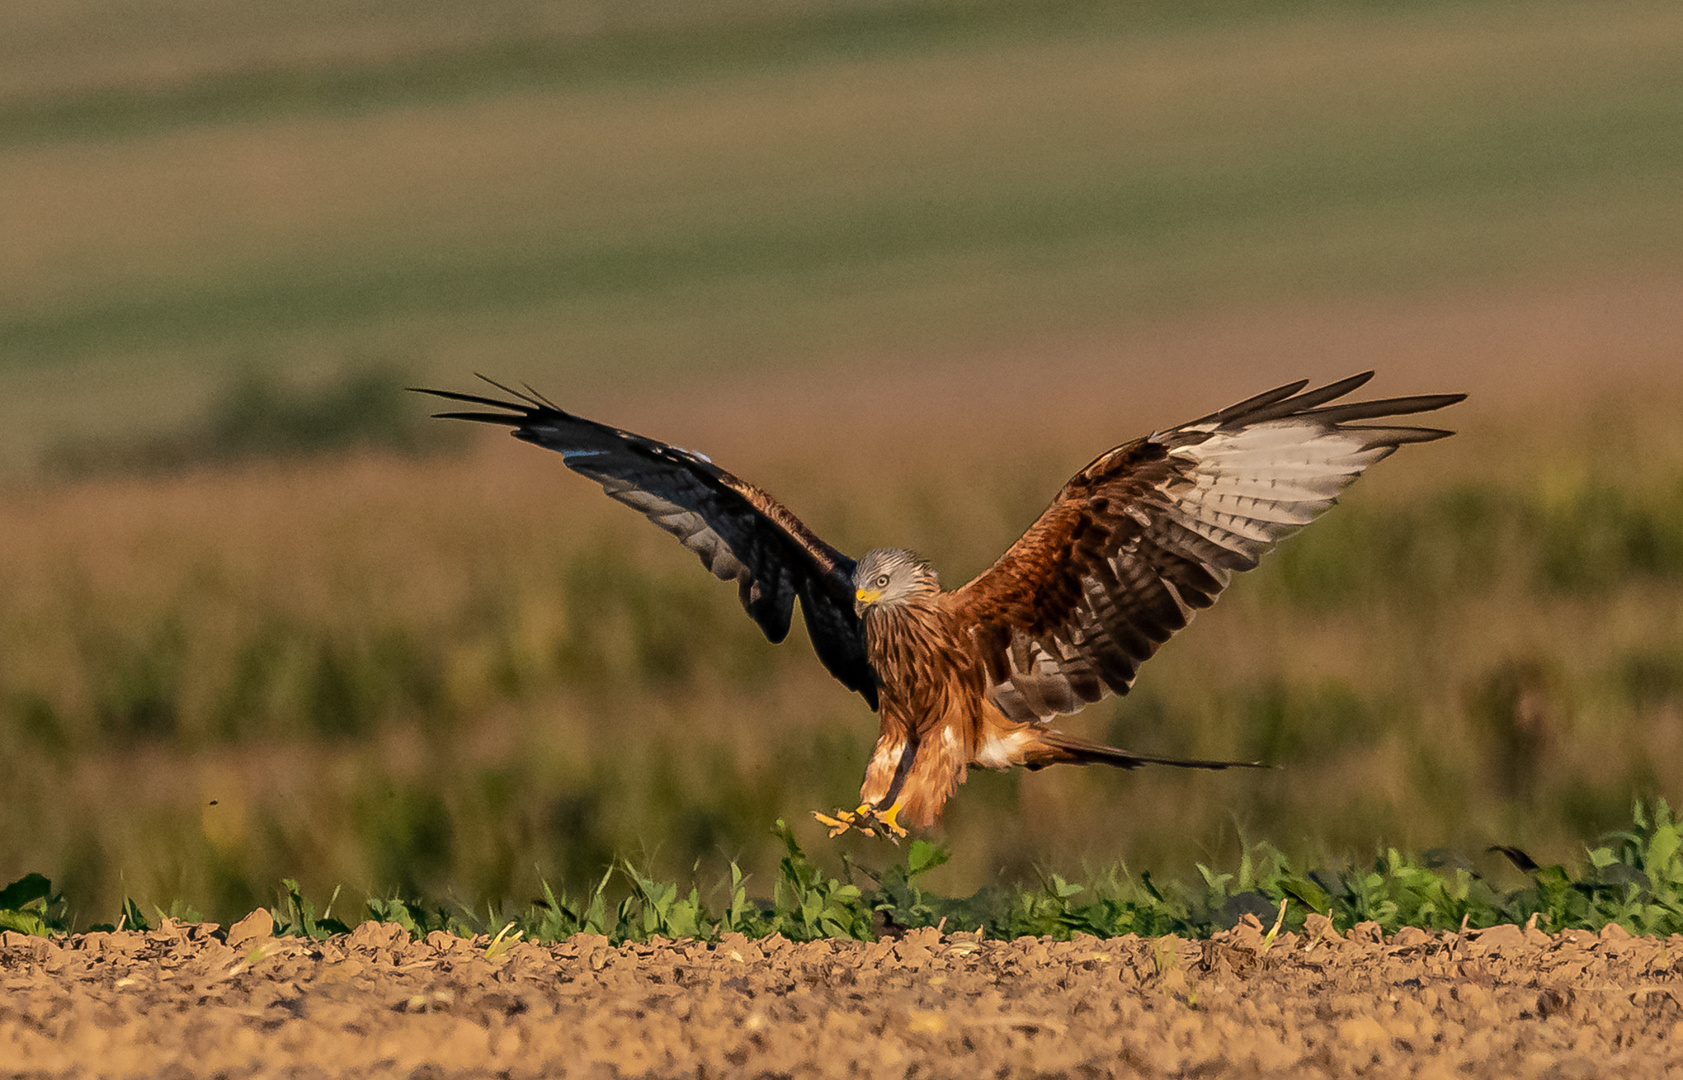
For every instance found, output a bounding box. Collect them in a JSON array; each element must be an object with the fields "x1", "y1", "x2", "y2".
[
  {"x1": 947, "y1": 372, "x2": 1464, "y2": 722},
  {"x1": 416, "y1": 379, "x2": 877, "y2": 709}
]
